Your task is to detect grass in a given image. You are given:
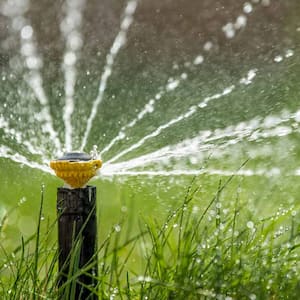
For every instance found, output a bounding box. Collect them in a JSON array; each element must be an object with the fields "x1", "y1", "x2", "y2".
[{"x1": 1, "y1": 178, "x2": 300, "y2": 299}]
